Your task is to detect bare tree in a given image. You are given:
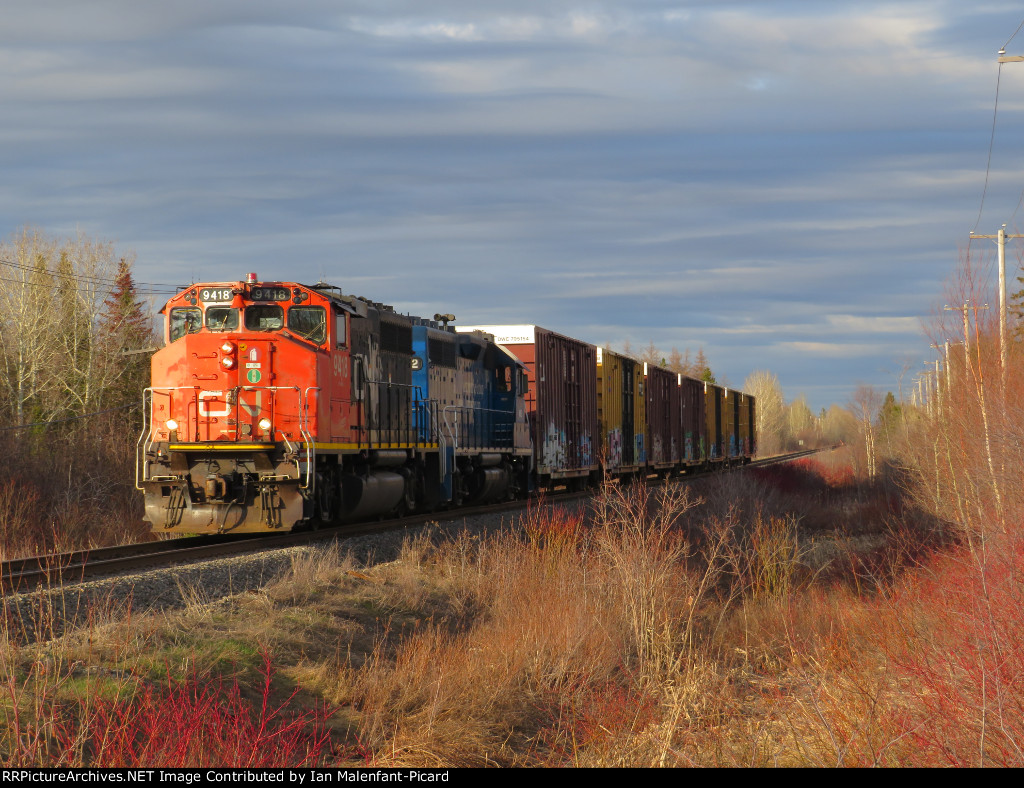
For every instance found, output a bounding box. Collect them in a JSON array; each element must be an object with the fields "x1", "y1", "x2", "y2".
[
  {"x1": 849, "y1": 384, "x2": 882, "y2": 479},
  {"x1": 0, "y1": 228, "x2": 142, "y2": 426},
  {"x1": 638, "y1": 341, "x2": 662, "y2": 367},
  {"x1": 787, "y1": 394, "x2": 818, "y2": 449},
  {"x1": 0, "y1": 229, "x2": 60, "y2": 424},
  {"x1": 743, "y1": 370, "x2": 786, "y2": 456}
]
